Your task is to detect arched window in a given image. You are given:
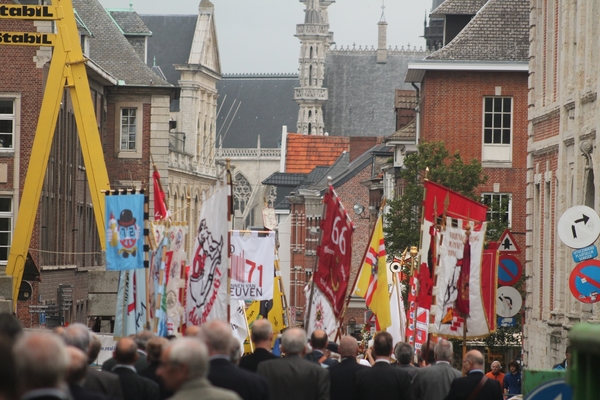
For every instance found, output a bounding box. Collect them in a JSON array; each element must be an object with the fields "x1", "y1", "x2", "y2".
[{"x1": 233, "y1": 173, "x2": 252, "y2": 214}]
